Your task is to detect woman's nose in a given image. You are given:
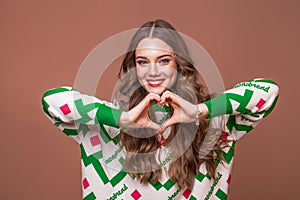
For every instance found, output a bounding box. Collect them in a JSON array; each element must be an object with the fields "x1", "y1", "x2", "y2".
[{"x1": 148, "y1": 63, "x2": 159, "y2": 76}]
